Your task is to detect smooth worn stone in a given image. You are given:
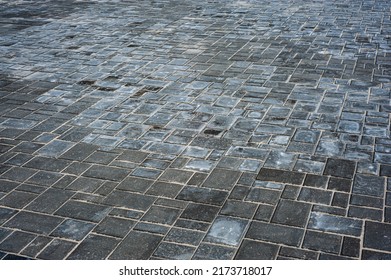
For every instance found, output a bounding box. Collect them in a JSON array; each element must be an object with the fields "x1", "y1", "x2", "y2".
[
  {"x1": 205, "y1": 216, "x2": 249, "y2": 246},
  {"x1": 352, "y1": 174, "x2": 385, "y2": 197},
  {"x1": 308, "y1": 212, "x2": 363, "y2": 236}
]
